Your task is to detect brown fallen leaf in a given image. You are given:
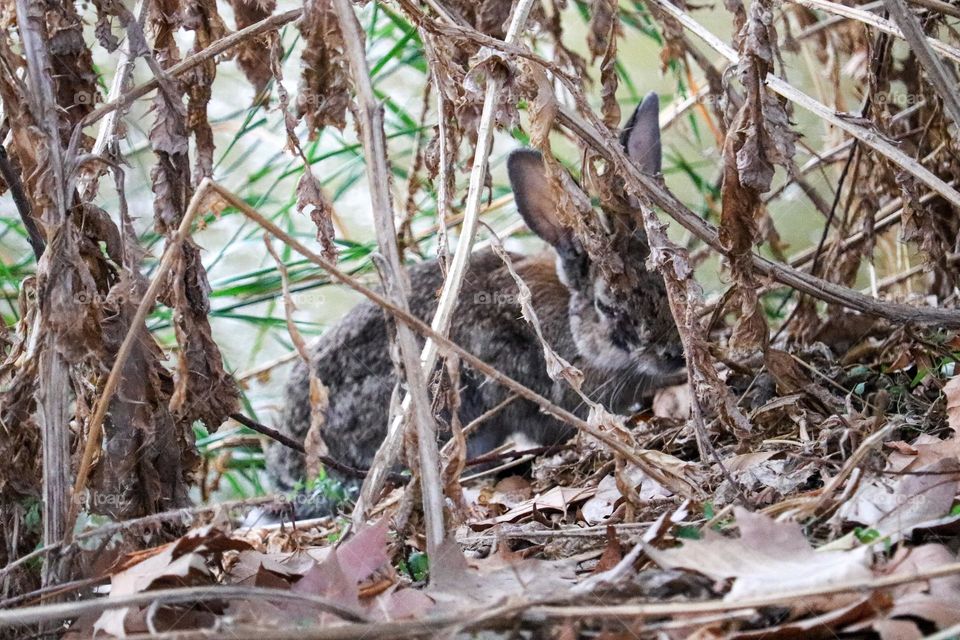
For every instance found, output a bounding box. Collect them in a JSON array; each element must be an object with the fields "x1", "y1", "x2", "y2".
[
  {"x1": 92, "y1": 527, "x2": 249, "y2": 636},
  {"x1": 885, "y1": 434, "x2": 960, "y2": 473},
  {"x1": 647, "y1": 507, "x2": 873, "y2": 600},
  {"x1": 883, "y1": 544, "x2": 960, "y2": 628},
  {"x1": 835, "y1": 458, "x2": 960, "y2": 541},
  {"x1": 945, "y1": 374, "x2": 960, "y2": 434},
  {"x1": 471, "y1": 485, "x2": 596, "y2": 529},
  {"x1": 428, "y1": 538, "x2": 577, "y2": 608},
  {"x1": 592, "y1": 526, "x2": 624, "y2": 574},
  {"x1": 483, "y1": 475, "x2": 533, "y2": 511}
]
